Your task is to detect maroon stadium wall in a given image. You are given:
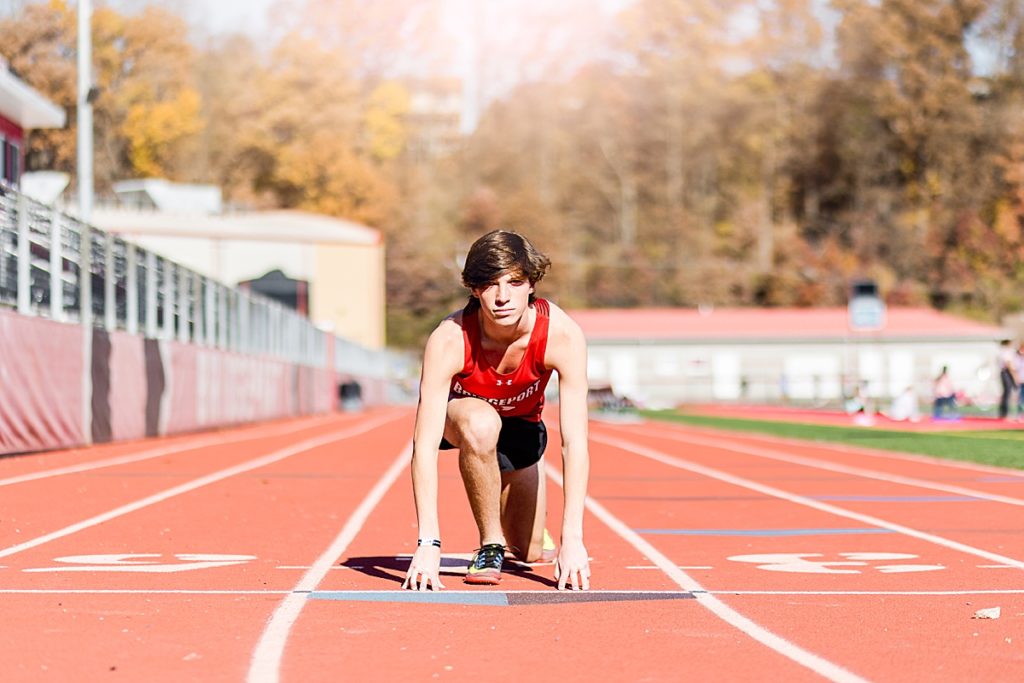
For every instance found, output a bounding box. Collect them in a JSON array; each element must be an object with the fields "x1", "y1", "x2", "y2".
[
  {"x1": 0, "y1": 310, "x2": 87, "y2": 453},
  {"x1": 0, "y1": 310, "x2": 339, "y2": 456}
]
